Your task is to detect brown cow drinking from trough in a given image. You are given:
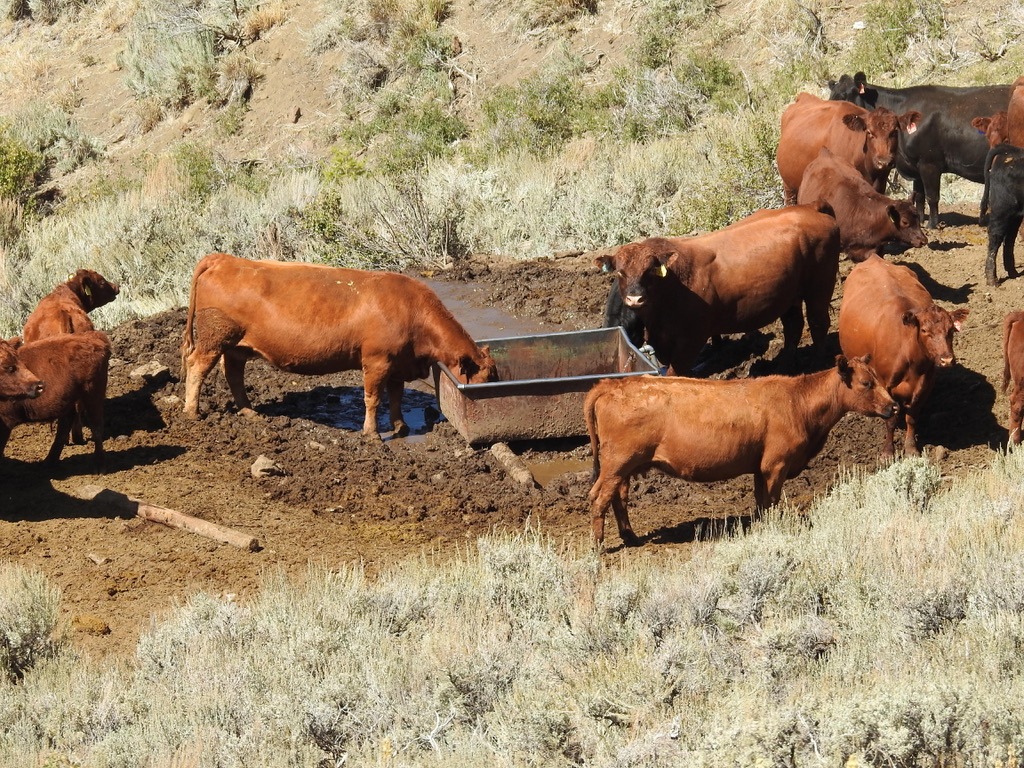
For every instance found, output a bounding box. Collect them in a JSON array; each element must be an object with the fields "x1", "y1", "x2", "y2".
[
  {"x1": 797, "y1": 147, "x2": 927, "y2": 262},
  {"x1": 0, "y1": 331, "x2": 111, "y2": 469},
  {"x1": 584, "y1": 356, "x2": 896, "y2": 547},
  {"x1": 1002, "y1": 310, "x2": 1024, "y2": 445},
  {"x1": 181, "y1": 252, "x2": 498, "y2": 436},
  {"x1": 0, "y1": 338, "x2": 44, "y2": 401},
  {"x1": 838, "y1": 254, "x2": 968, "y2": 459},
  {"x1": 596, "y1": 203, "x2": 841, "y2": 376},
  {"x1": 776, "y1": 92, "x2": 921, "y2": 204}
]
